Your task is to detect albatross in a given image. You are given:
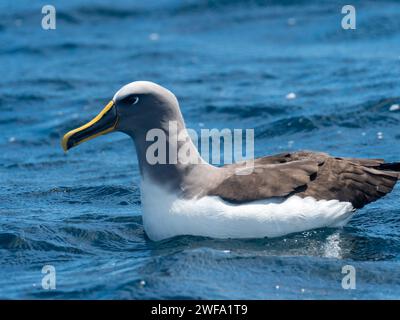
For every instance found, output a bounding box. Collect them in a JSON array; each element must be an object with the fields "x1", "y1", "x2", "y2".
[{"x1": 62, "y1": 81, "x2": 400, "y2": 241}]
